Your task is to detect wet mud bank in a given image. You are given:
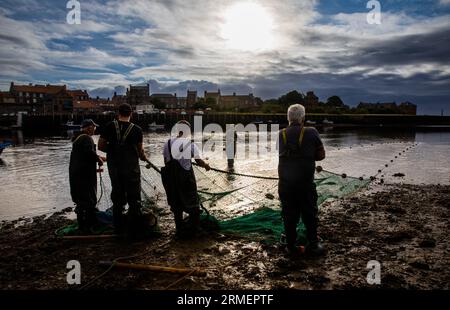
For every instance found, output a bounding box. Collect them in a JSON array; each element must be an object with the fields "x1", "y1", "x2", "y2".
[{"x1": 0, "y1": 184, "x2": 449, "y2": 290}]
